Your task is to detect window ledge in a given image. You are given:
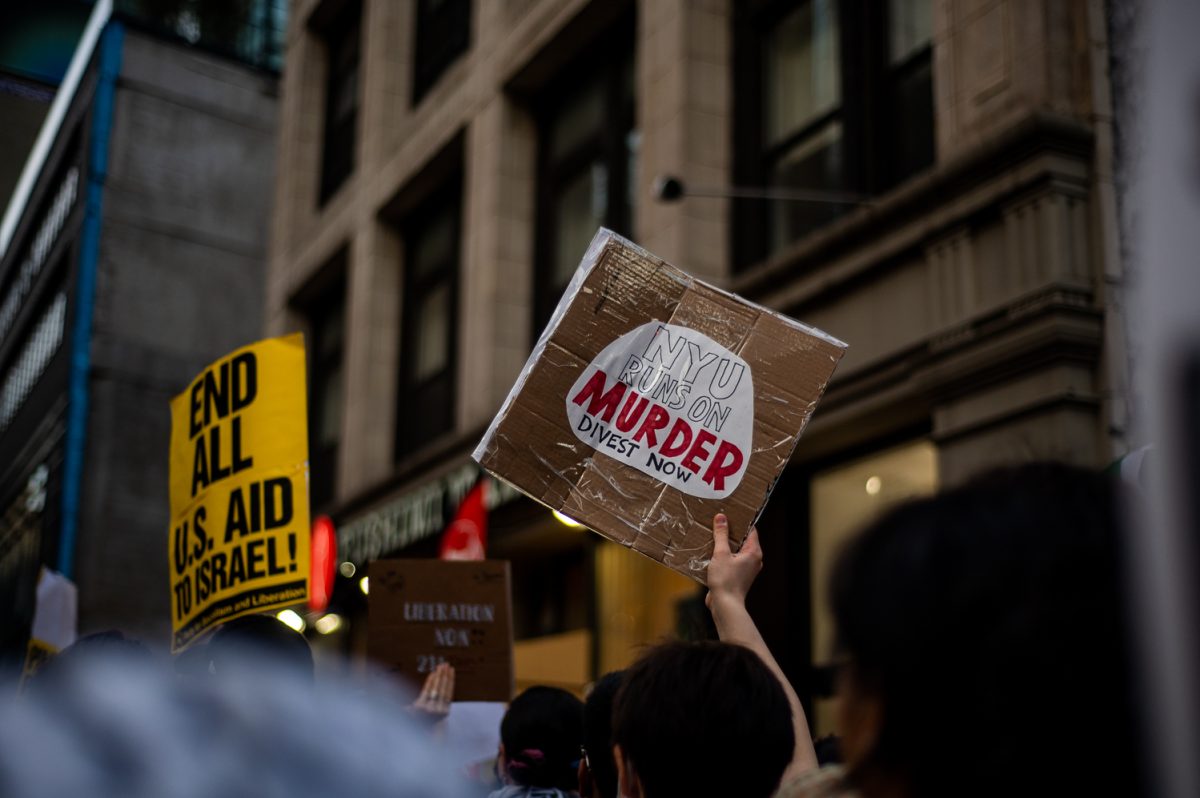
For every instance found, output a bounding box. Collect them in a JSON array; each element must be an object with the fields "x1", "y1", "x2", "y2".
[{"x1": 729, "y1": 110, "x2": 1095, "y2": 306}]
